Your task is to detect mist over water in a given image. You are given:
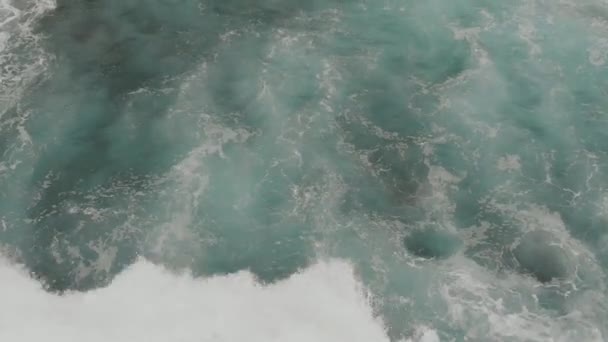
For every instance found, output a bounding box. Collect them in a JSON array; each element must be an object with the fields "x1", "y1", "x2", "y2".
[{"x1": 1, "y1": 0, "x2": 608, "y2": 340}]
